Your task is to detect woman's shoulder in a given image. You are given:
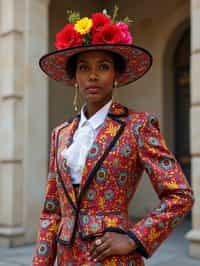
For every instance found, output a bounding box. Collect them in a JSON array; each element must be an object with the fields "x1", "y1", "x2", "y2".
[
  {"x1": 126, "y1": 106, "x2": 158, "y2": 122},
  {"x1": 51, "y1": 115, "x2": 79, "y2": 134},
  {"x1": 125, "y1": 106, "x2": 160, "y2": 131}
]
